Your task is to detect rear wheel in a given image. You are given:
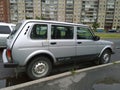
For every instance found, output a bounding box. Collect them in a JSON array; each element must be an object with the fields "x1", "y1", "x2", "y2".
[
  {"x1": 99, "y1": 50, "x2": 111, "y2": 64},
  {"x1": 27, "y1": 56, "x2": 52, "y2": 80}
]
